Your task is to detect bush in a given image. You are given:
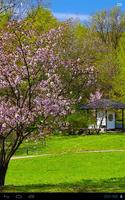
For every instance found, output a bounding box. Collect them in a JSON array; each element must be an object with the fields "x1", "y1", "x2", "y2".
[{"x1": 65, "y1": 111, "x2": 95, "y2": 135}]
